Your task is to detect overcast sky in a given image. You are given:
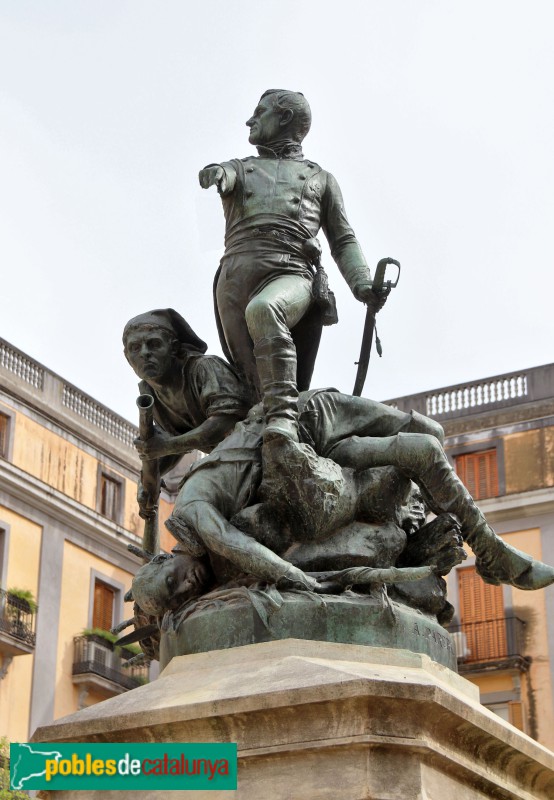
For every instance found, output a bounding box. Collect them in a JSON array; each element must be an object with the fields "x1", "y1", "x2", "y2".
[{"x1": 1, "y1": 1, "x2": 553, "y2": 423}]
